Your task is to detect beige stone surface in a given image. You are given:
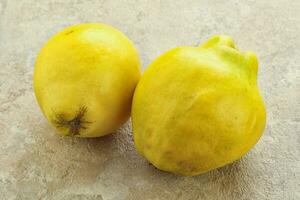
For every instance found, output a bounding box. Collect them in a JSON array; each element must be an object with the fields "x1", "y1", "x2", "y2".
[{"x1": 0, "y1": 0, "x2": 299, "y2": 199}]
